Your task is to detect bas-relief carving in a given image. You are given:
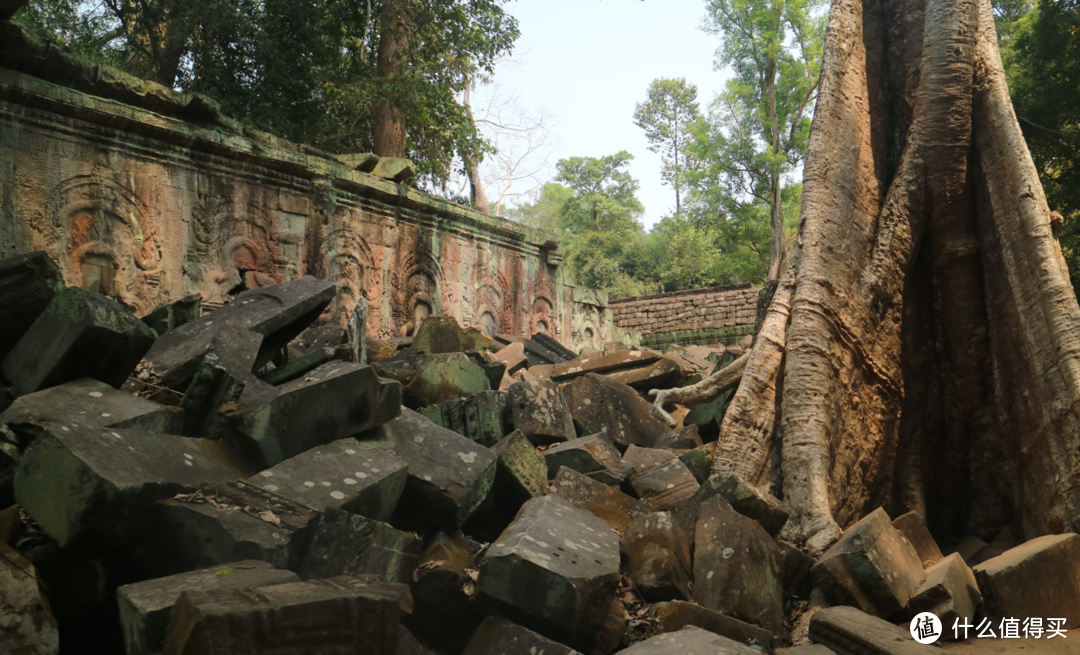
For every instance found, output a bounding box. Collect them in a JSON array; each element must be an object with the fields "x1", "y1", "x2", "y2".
[
  {"x1": 391, "y1": 236, "x2": 443, "y2": 337},
  {"x1": 320, "y1": 228, "x2": 375, "y2": 328}
]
